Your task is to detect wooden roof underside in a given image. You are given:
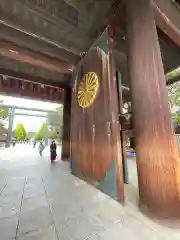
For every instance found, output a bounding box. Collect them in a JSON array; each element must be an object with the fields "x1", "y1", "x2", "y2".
[{"x1": 0, "y1": 0, "x2": 179, "y2": 88}]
